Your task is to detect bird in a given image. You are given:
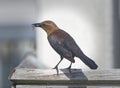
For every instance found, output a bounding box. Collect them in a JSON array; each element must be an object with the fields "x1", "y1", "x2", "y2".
[{"x1": 32, "y1": 20, "x2": 98, "y2": 75}]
